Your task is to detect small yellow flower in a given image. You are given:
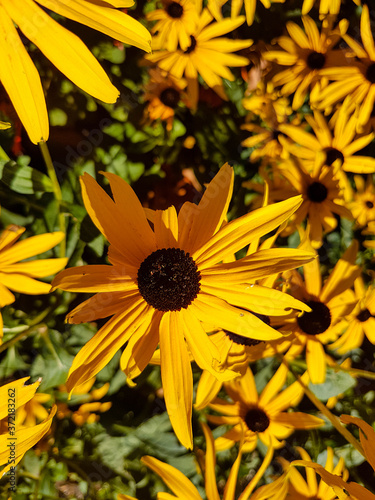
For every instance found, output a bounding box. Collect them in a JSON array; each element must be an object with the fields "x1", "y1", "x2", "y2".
[{"x1": 207, "y1": 364, "x2": 323, "y2": 452}]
